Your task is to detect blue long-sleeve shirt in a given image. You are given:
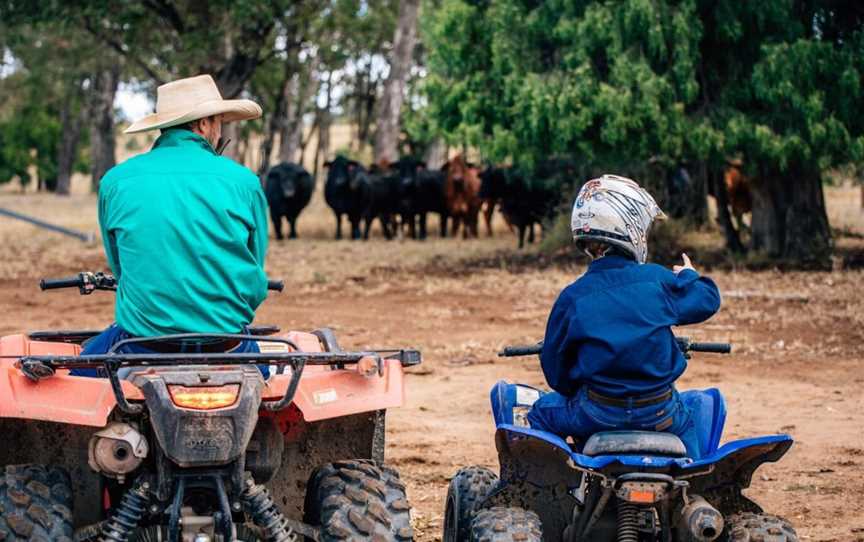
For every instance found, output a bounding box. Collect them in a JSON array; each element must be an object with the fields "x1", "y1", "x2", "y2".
[{"x1": 540, "y1": 255, "x2": 721, "y2": 398}]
